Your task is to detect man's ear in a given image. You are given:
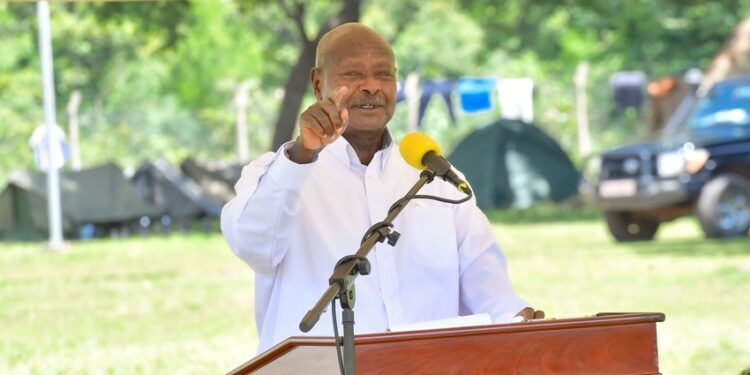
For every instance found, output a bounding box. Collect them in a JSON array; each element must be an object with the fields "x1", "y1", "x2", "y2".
[{"x1": 310, "y1": 68, "x2": 323, "y2": 101}]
